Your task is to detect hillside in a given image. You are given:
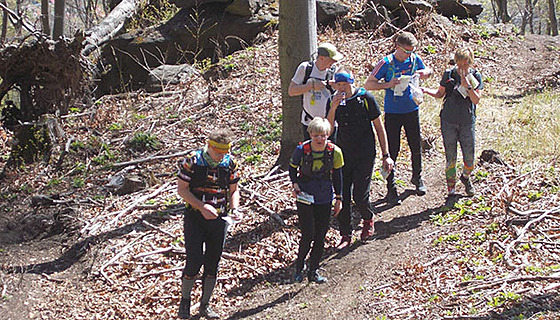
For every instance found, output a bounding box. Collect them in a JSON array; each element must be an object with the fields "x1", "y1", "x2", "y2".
[{"x1": 1, "y1": 12, "x2": 560, "y2": 320}]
